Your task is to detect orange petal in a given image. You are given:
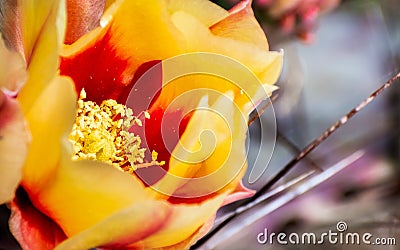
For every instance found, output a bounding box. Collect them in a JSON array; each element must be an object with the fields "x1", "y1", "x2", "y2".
[
  {"x1": 61, "y1": 0, "x2": 282, "y2": 106},
  {"x1": 60, "y1": 0, "x2": 182, "y2": 103},
  {"x1": 34, "y1": 153, "x2": 151, "y2": 237},
  {"x1": 161, "y1": 184, "x2": 253, "y2": 249},
  {"x1": 9, "y1": 188, "x2": 67, "y2": 250},
  {"x1": 54, "y1": 200, "x2": 171, "y2": 250},
  {"x1": 65, "y1": 0, "x2": 106, "y2": 44},
  {"x1": 153, "y1": 52, "x2": 279, "y2": 122},
  {"x1": 0, "y1": 93, "x2": 30, "y2": 204},
  {"x1": 141, "y1": 193, "x2": 226, "y2": 248},
  {"x1": 152, "y1": 92, "x2": 248, "y2": 200},
  {"x1": 154, "y1": 23, "x2": 282, "y2": 116},
  {"x1": 17, "y1": 0, "x2": 67, "y2": 113},
  {"x1": 169, "y1": 2, "x2": 282, "y2": 83},
  {"x1": 210, "y1": 0, "x2": 269, "y2": 50}
]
